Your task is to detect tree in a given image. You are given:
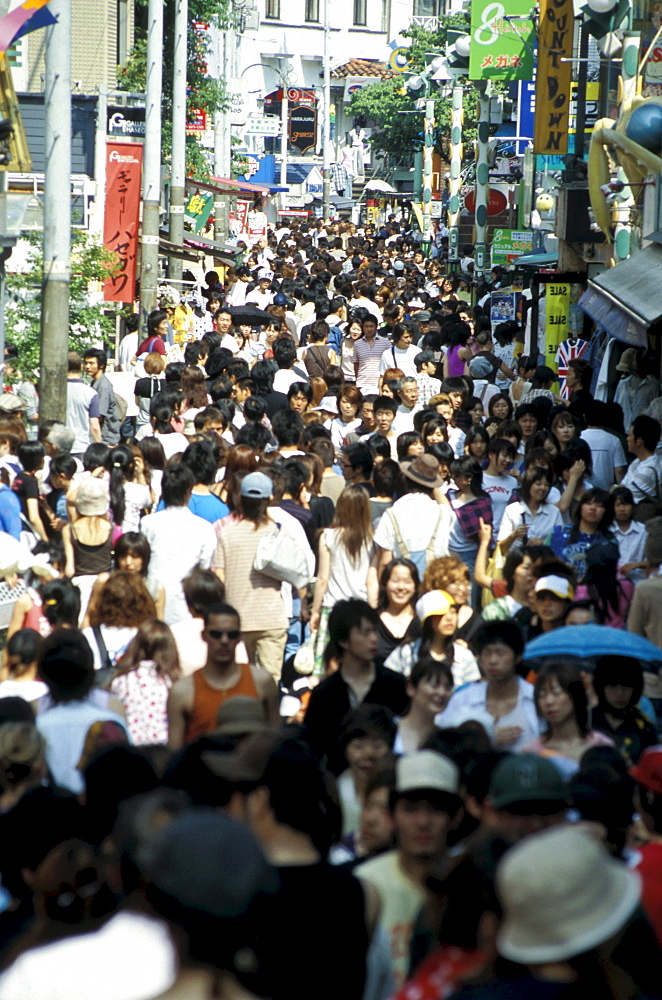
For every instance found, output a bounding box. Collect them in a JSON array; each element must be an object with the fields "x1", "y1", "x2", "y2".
[
  {"x1": 6, "y1": 233, "x2": 121, "y2": 373},
  {"x1": 349, "y1": 18, "x2": 499, "y2": 163},
  {"x1": 117, "y1": 0, "x2": 231, "y2": 179}
]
